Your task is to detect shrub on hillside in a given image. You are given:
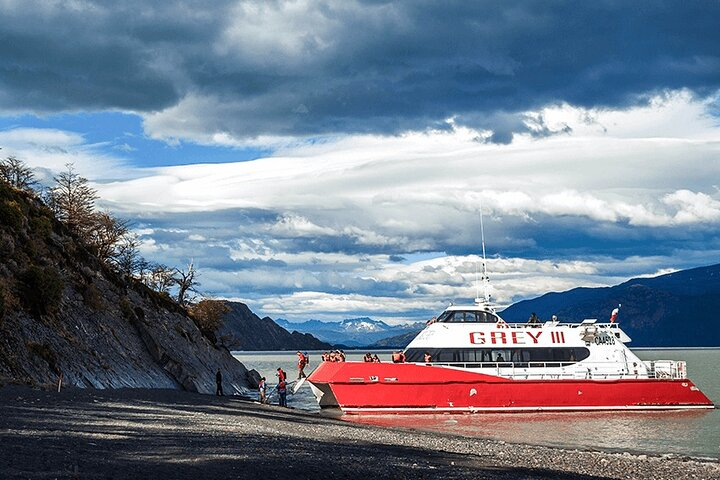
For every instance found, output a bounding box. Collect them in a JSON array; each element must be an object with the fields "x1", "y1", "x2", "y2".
[
  {"x1": 188, "y1": 299, "x2": 229, "y2": 340},
  {"x1": 0, "y1": 199, "x2": 24, "y2": 231},
  {"x1": 119, "y1": 296, "x2": 136, "y2": 322},
  {"x1": 0, "y1": 232, "x2": 14, "y2": 260},
  {"x1": 20, "y1": 265, "x2": 64, "y2": 316},
  {"x1": 82, "y1": 282, "x2": 104, "y2": 311},
  {"x1": 29, "y1": 215, "x2": 53, "y2": 239},
  {"x1": 0, "y1": 282, "x2": 5, "y2": 321}
]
